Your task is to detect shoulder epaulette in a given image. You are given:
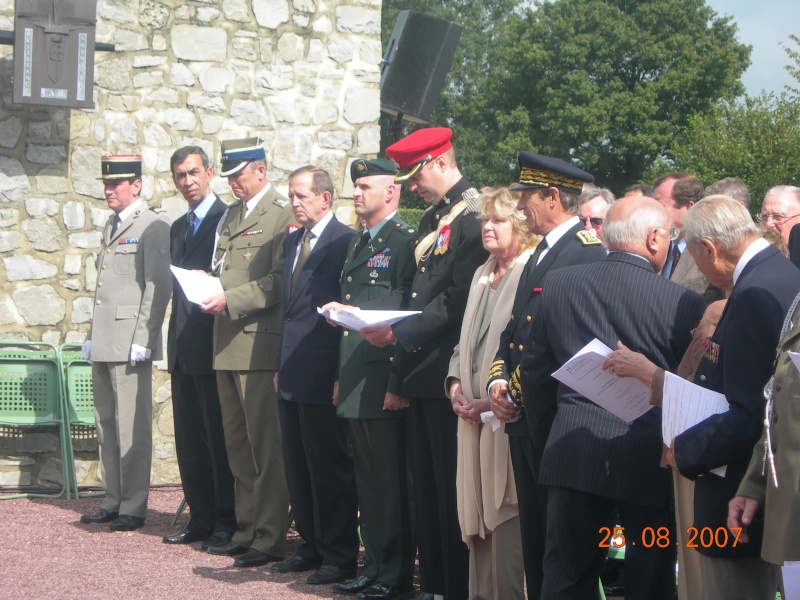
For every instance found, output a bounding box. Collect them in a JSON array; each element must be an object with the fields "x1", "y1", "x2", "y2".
[
  {"x1": 149, "y1": 205, "x2": 166, "y2": 214},
  {"x1": 462, "y1": 187, "x2": 482, "y2": 213},
  {"x1": 273, "y1": 197, "x2": 289, "y2": 208},
  {"x1": 393, "y1": 221, "x2": 416, "y2": 236},
  {"x1": 576, "y1": 230, "x2": 603, "y2": 246}
]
